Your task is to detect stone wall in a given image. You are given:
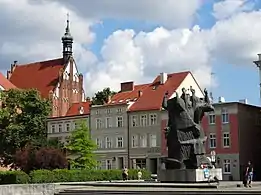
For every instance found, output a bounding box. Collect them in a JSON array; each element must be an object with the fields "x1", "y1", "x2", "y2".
[{"x1": 0, "y1": 184, "x2": 55, "y2": 195}]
